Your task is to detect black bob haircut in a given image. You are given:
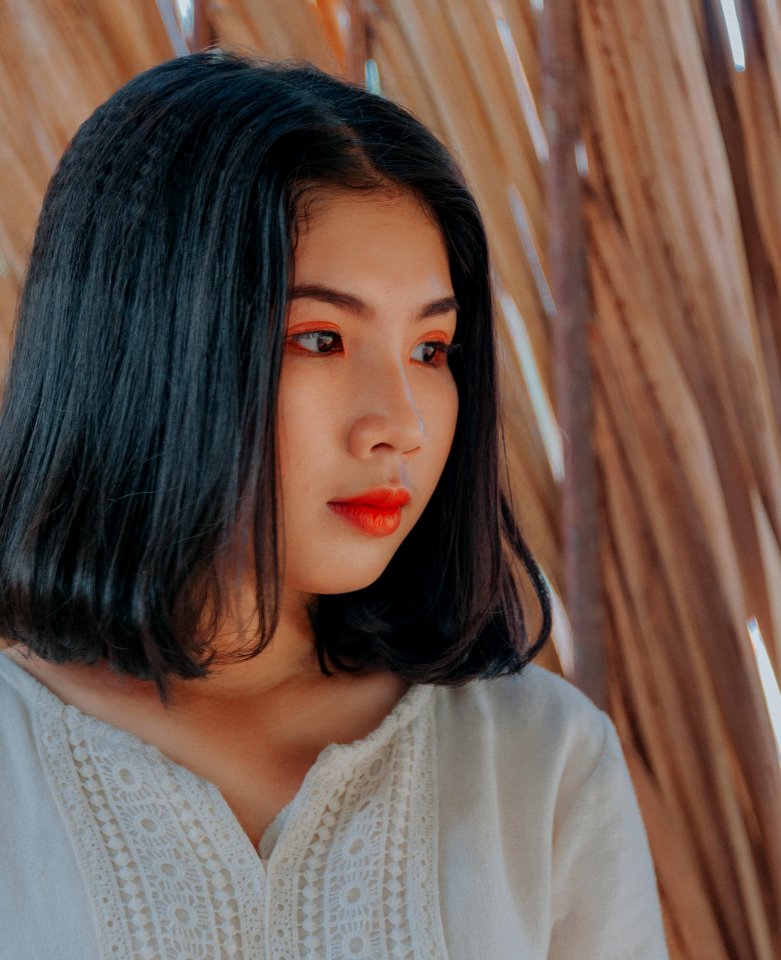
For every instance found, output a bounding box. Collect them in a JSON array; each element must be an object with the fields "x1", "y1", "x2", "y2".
[{"x1": 0, "y1": 51, "x2": 551, "y2": 695}]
